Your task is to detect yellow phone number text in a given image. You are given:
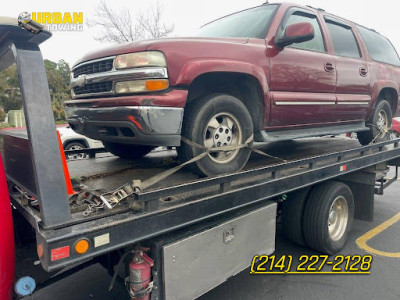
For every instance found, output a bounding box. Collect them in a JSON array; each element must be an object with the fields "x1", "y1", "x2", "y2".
[{"x1": 250, "y1": 255, "x2": 372, "y2": 274}]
